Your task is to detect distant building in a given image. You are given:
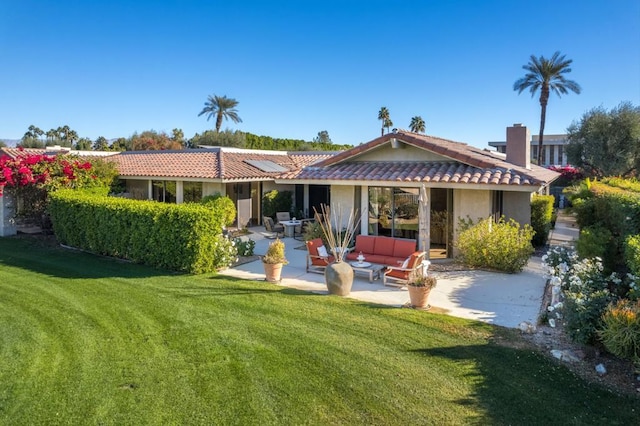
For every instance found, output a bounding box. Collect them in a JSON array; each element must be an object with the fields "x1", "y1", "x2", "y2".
[{"x1": 488, "y1": 133, "x2": 569, "y2": 167}]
